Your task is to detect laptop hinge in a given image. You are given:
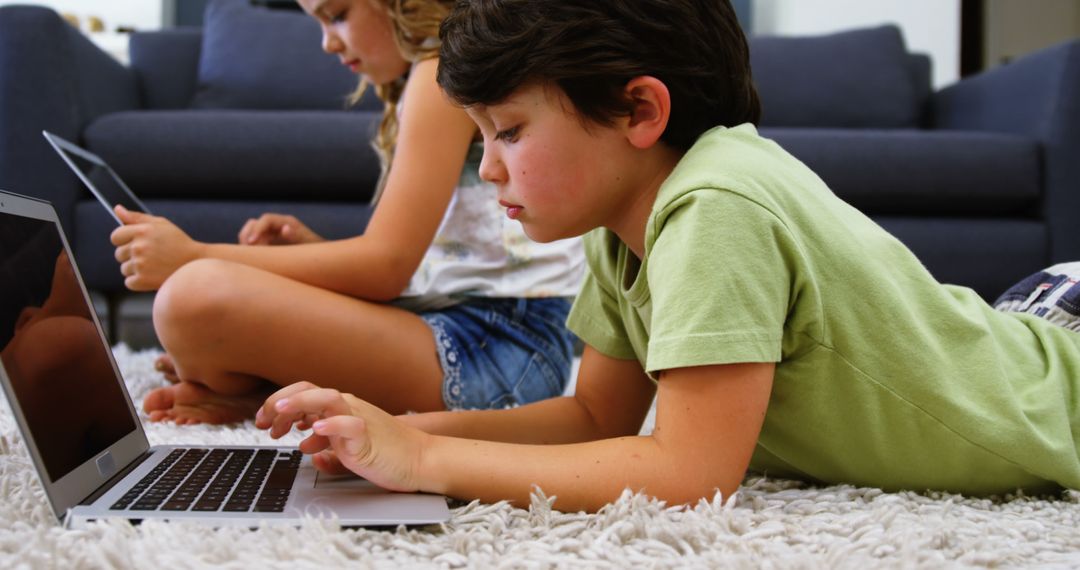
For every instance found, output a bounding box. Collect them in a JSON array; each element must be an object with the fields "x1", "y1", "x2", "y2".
[{"x1": 79, "y1": 450, "x2": 154, "y2": 506}]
